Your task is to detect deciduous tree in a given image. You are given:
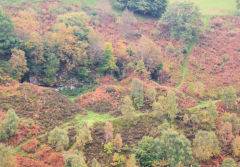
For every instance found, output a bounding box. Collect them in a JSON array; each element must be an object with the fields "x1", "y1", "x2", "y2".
[
  {"x1": 99, "y1": 42, "x2": 118, "y2": 75},
  {"x1": 0, "y1": 7, "x2": 18, "y2": 59},
  {"x1": 162, "y1": 130, "x2": 193, "y2": 167},
  {"x1": 192, "y1": 131, "x2": 220, "y2": 161},
  {"x1": 9, "y1": 48, "x2": 28, "y2": 81},
  {"x1": 121, "y1": 96, "x2": 135, "y2": 119},
  {"x1": 48, "y1": 127, "x2": 69, "y2": 151},
  {"x1": 161, "y1": 2, "x2": 202, "y2": 42}
]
